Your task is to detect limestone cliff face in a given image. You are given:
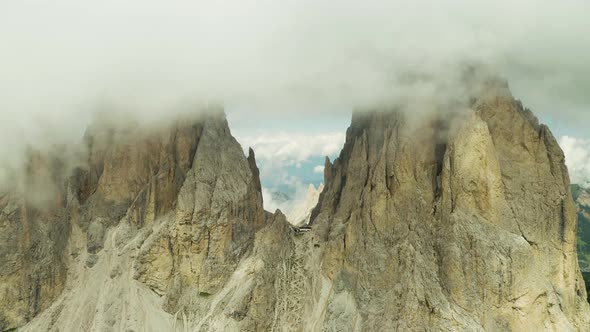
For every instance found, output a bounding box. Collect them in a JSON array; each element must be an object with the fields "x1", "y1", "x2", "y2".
[
  {"x1": 308, "y1": 80, "x2": 590, "y2": 331},
  {"x1": 155, "y1": 79, "x2": 590, "y2": 332},
  {"x1": 1, "y1": 110, "x2": 265, "y2": 331},
  {"x1": 0, "y1": 150, "x2": 70, "y2": 330},
  {"x1": 135, "y1": 119, "x2": 266, "y2": 311},
  {"x1": 3, "y1": 79, "x2": 590, "y2": 332}
]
